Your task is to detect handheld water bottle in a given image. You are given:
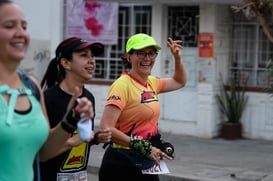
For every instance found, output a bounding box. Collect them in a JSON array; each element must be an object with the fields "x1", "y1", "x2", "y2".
[{"x1": 76, "y1": 99, "x2": 93, "y2": 142}]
